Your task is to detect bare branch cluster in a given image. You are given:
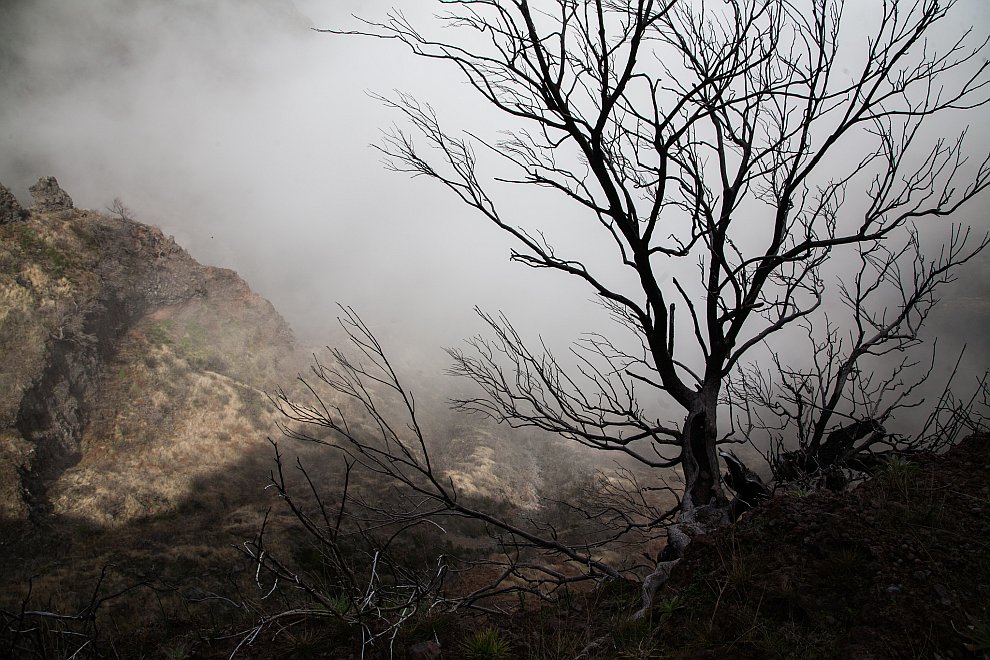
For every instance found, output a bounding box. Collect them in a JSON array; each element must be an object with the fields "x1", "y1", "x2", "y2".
[
  {"x1": 248, "y1": 0, "x2": 990, "y2": 640},
  {"x1": 242, "y1": 308, "x2": 679, "y2": 653},
  {"x1": 1, "y1": 566, "x2": 150, "y2": 659},
  {"x1": 106, "y1": 197, "x2": 134, "y2": 222},
  {"x1": 726, "y1": 223, "x2": 989, "y2": 488},
  {"x1": 324, "y1": 0, "x2": 989, "y2": 514}
]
